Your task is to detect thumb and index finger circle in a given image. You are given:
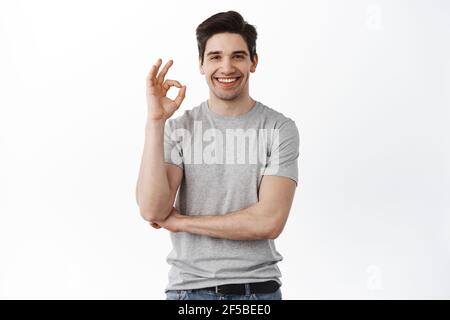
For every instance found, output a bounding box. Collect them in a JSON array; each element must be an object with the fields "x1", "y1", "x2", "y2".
[
  {"x1": 162, "y1": 79, "x2": 186, "y2": 107},
  {"x1": 163, "y1": 79, "x2": 182, "y2": 90}
]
